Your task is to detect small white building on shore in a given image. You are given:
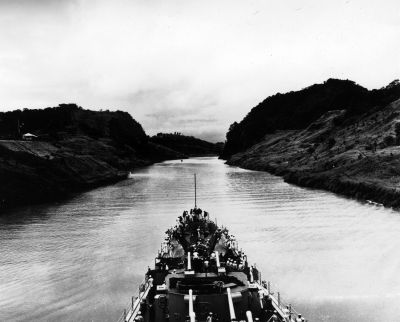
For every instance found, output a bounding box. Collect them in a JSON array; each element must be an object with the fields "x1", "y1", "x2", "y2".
[{"x1": 22, "y1": 133, "x2": 38, "y2": 141}]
